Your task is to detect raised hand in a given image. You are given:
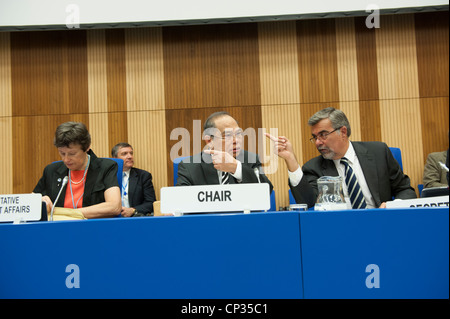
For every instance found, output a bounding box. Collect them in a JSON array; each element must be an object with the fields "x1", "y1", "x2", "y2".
[
  {"x1": 264, "y1": 133, "x2": 300, "y2": 172},
  {"x1": 204, "y1": 149, "x2": 238, "y2": 174}
]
